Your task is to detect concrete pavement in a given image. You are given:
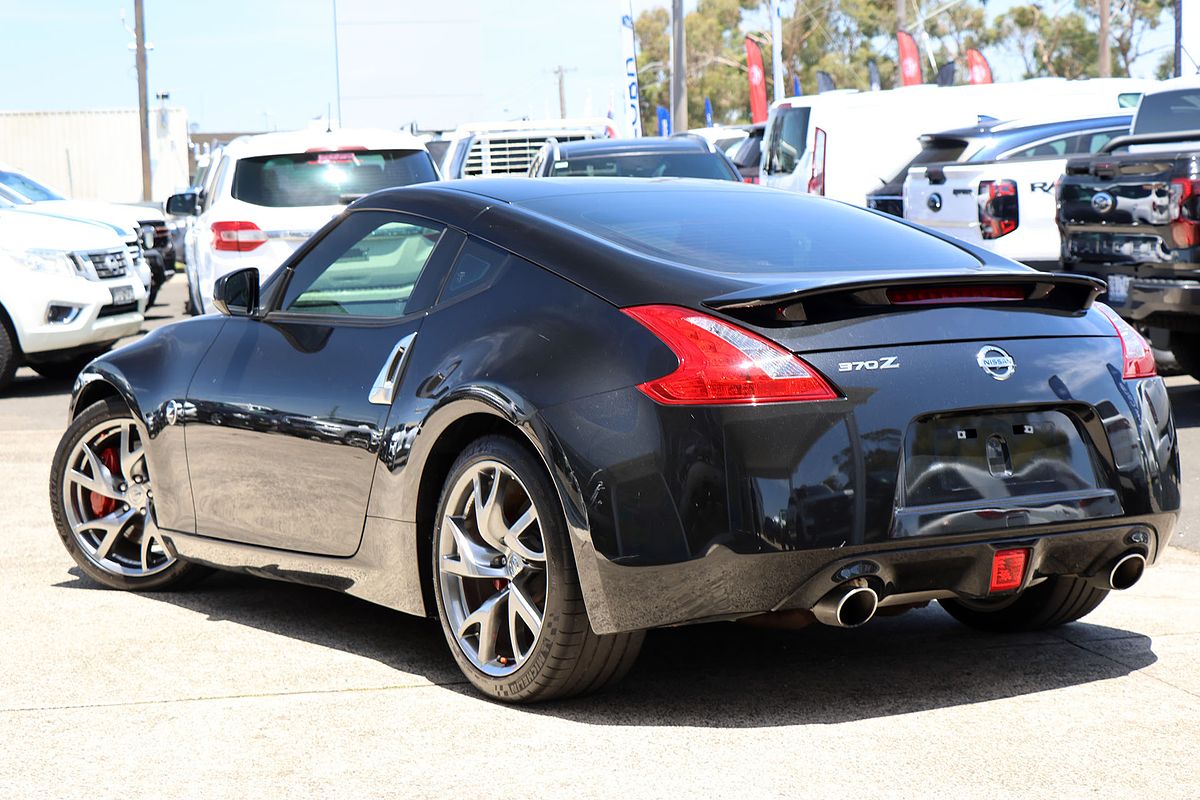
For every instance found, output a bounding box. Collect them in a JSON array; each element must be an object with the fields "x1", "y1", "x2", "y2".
[{"x1": 1, "y1": 278, "x2": 1197, "y2": 799}]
